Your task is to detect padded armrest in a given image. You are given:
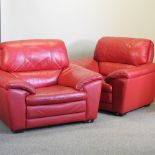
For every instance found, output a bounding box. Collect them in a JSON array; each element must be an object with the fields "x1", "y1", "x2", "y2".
[
  {"x1": 0, "y1": 70, "x2": 35, "y2": 94},
  {"x1": 71, "y1": 57, "x2": 99, "y2": 72},
  {"x1": 58, "y1": 64, "x2": 103, "y2": 90},
  {"x1": 105, "y1": 63, "x2": 155, "y2": 82}
]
